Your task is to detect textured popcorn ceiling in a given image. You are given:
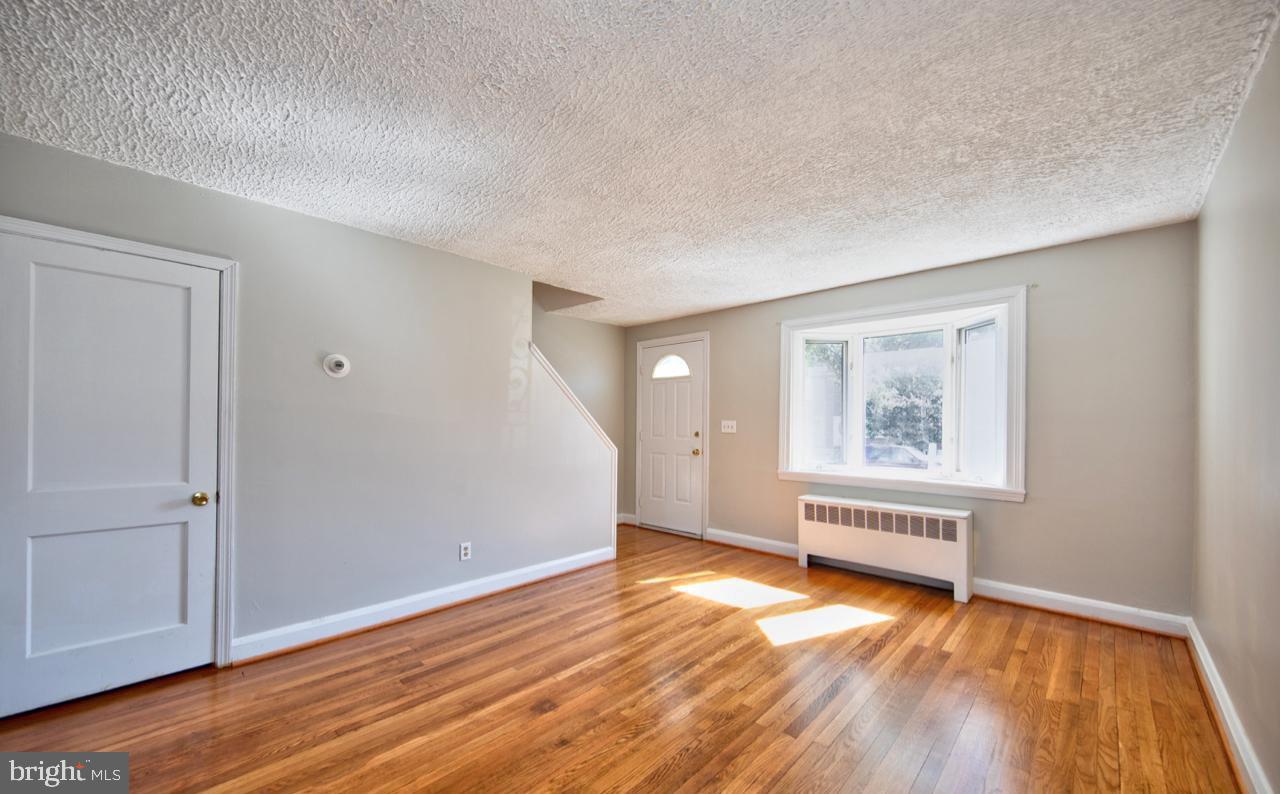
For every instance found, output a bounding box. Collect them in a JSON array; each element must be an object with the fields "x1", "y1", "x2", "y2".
[{"x1": 1, "y1": 1, "x2": 1276, "y2": 325}]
